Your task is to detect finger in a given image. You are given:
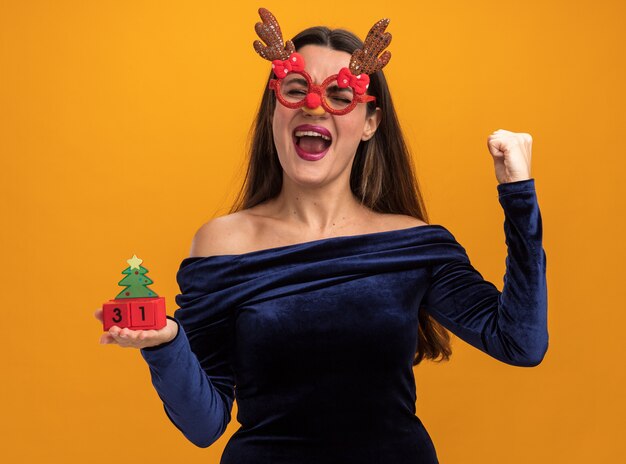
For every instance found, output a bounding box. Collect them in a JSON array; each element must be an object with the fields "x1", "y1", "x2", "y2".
[
  {"x1": 137, "y1": 329, "x2": 160, "y2": 345},
  {"x1": 100, "y1": 333, "x2": 116, "y2": 344},
  {"x1": 487, "y1": 134, "x2": 505, "y2": 145},
  {"x1": 112, "y1": 329, "x2": 133, "y2": 348},
  {"x1": 137, "y1": 330, "x2": 151, "y2": 342},
  {"x1": 522, "y1": 133, "x2": 533, "y2": 144},
  {"x1": 488, "y1": 136, "x2": 505, "y2": 149},
  {"x1": 488, "y1": 132, "x2": 508, "y2": 140},
  {"x1": 143, "y1": 329, "x2": 159, "y2": 338},
  {"x1": 117, "y1": 328, "x2": 135, "y2": 345},
  {"x1": 119, "y1": 327, "x2": 142, "y2": 339},
  {"x1": 108, "y1": 326, "x2": 124, "y2": 345},
  {"x1": 120, "y1": 327, "x2": 149, "y2": 348},
  {"x1": 94, "y1": 308, "x2": 103, "y2": 322},
  {"x1": 122, "y1": 327, "x2": 143, "y2": 342},
  {"x1": 109, "y1": 329, "x2": 119, "y2": 344}
]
